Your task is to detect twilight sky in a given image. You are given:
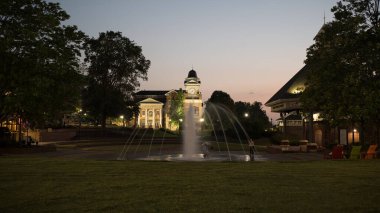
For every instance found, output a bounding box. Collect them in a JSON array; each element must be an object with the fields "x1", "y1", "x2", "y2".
[{"x1": 56, "y1": 0, "x2": 338, "y2": 120}]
